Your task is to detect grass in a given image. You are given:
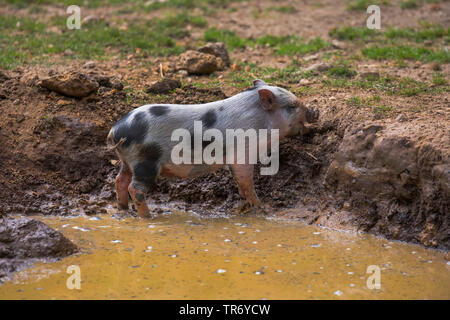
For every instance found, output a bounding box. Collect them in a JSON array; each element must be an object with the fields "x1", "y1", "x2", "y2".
[
  {"x1": 326, "y1": 64, "x2": 357, "y2": 78},
  {"x1": 373, "y1": 104, "x2": 393, "y2": 116},
  {"x1": 345, "y1": 95, "x2": 381, "y2": 107},
  {"x1": 361, "y1": 45, "x2": 450, "y2": 63},
  {"x1": 204, "y1": 29, "x2": 330, "y2": 55},
  {"x1": 0, "y1": 13, "x2": 207, "y2": 68},
  {"x1": 400, "y1": 0, "x2": 419, "y2": 9},
  {"x1": 323, "y1": 75, "x2": 445, "y2": 97},
  {"x1": 330, "y1": 24, "x2": 449, "y2": 42},
  {"x1": 329, "y1": 26, "x2": 378, "y2": 41},
  {"x1": 203, "y1": 28, "x2": 247, "y2": 50},
  {"x1": 330, "y1": 24, "x2": 450, "y2": 63},
  {"x1": 432, "y1": 73, "x2": 447, "y2": 86},
  {"x1": 268, "y1": 5, "x2": 296, "y2": 13},
  {"x1": 346, "y1": 0, "x2": 390, "y2": 11}
]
